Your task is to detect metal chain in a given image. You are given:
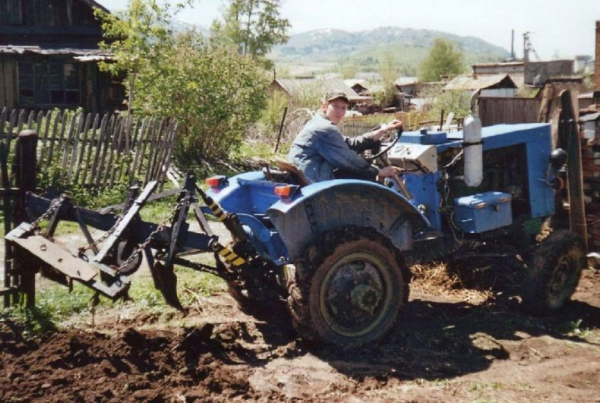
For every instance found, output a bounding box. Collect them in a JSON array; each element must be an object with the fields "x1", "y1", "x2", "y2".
[
  {"x1": 79, "y1": 213, "x2": 125, "y2": 252},
  {"x1": 30, "y1": 194, "x2": 67, "y2": 232},
  {"x1": 116, "y1": 196, "x2": 190, "y2": 274}
]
